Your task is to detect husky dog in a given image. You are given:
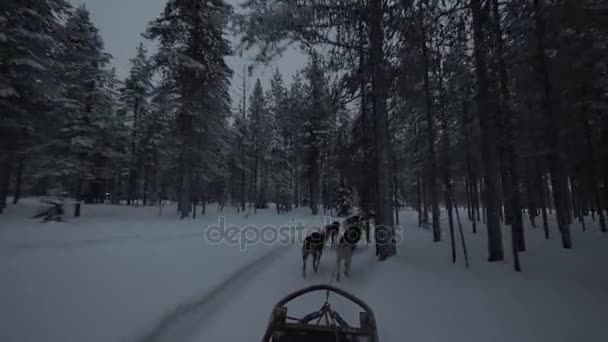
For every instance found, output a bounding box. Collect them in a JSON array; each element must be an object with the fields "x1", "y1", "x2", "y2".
[
  {"x1": 324, "y1": 221, "x2": 340, "y2": 247},
  {"x1": 336, "y1": 225, "x2": 362, "y2": 282},
  {"x1": 302, "y1": 230, "x2": 326, "y2": 278}
]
